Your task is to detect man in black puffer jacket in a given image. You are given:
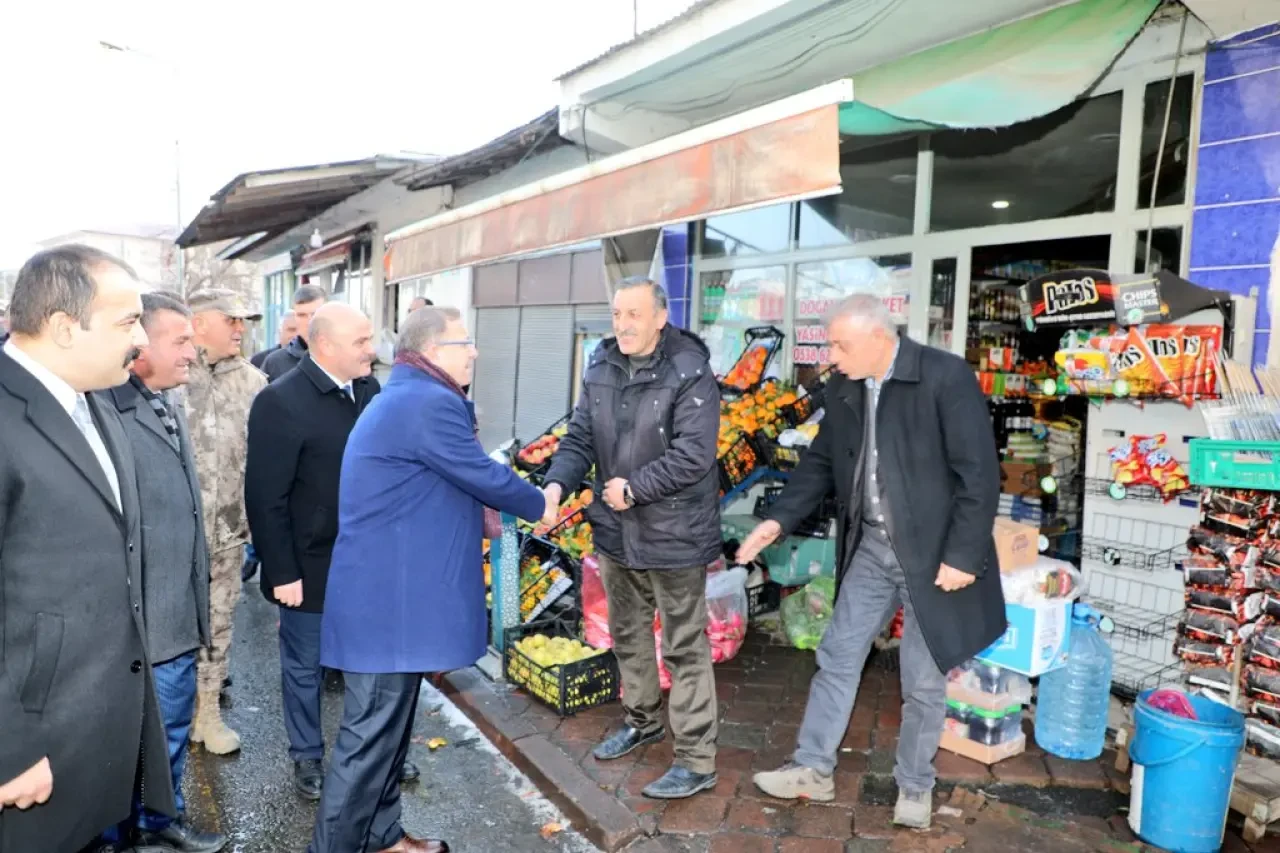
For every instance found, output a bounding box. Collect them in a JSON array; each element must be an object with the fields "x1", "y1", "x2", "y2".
[{"x1": 543, "y1": 276, "x2": 721, "y2": 801}]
